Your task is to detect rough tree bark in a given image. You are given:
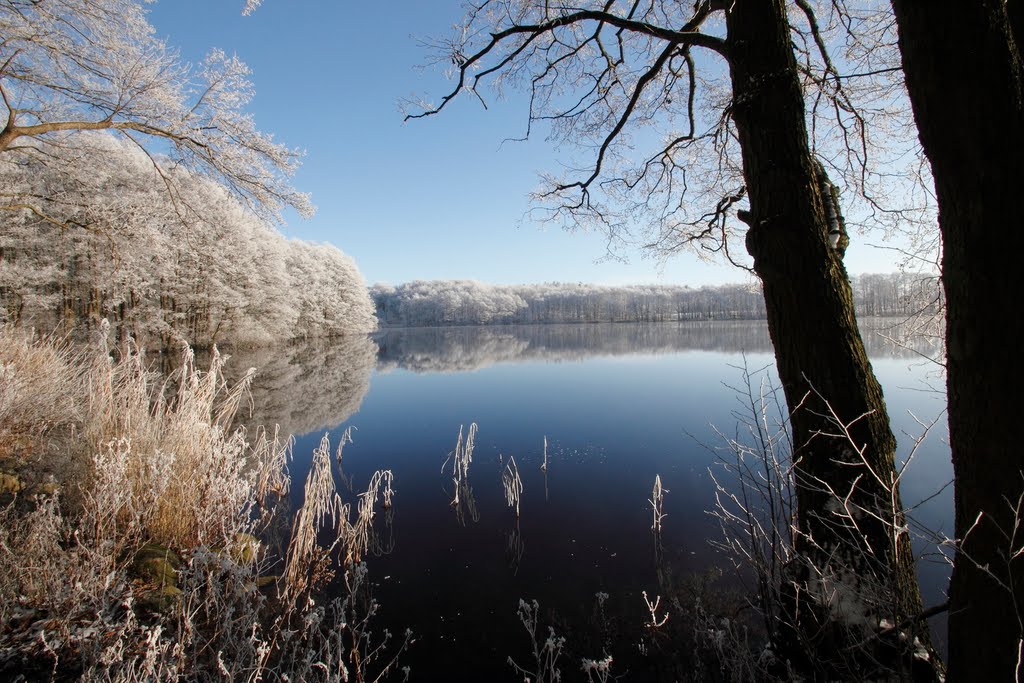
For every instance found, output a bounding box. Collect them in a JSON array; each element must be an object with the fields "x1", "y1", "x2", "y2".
[
  {"x1": 727, "y1": 1, "x2": 928, "y2": 675},
  {"x1": 892, "y1": 2, "x2": 1024, "y2": 679}
]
